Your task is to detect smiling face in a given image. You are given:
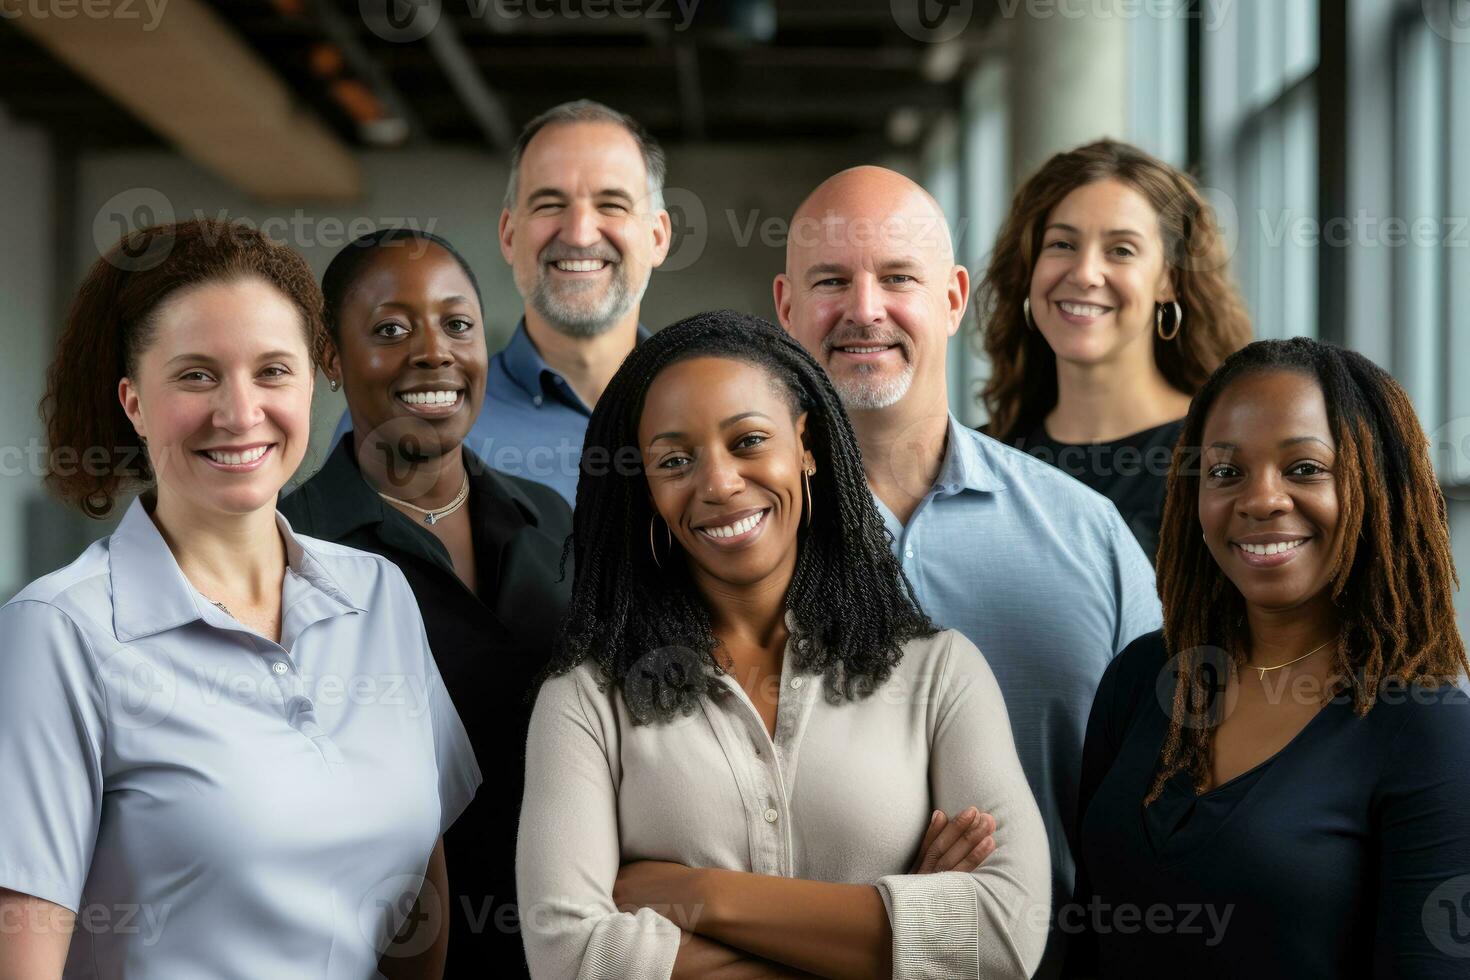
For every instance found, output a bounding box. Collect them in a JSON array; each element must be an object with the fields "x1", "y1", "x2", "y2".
[
  {"x1": 776, "y1": 168, "x2": 966, "y2": 413},
  {"x1": 499, "y1": 120, "x2": 670, "y2": 338},
  {"x1": 326, "y1": 241, "x2": 487, "y2": 461},
  {"x1": 118, "y1": 276, "x2": 313, "y2": 517},
  {"x1": 639, "y1": 356, "x2": 814, "y2": 593},
  {"x1": 1028, "y1": 178, "x2": 1175, "y2": 369},
  {"x1": 1199, "y1": 370, "x2": 1342, "y2": 614}
]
